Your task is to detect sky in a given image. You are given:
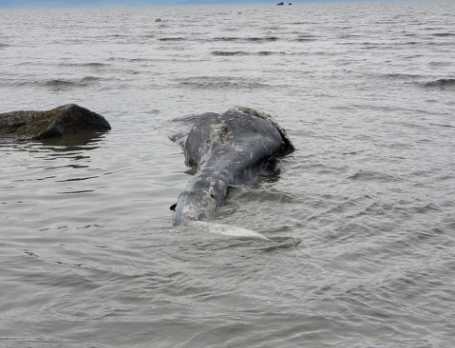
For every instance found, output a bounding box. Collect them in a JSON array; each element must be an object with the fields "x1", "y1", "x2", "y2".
[
  {"x1": 0, "y1": 0, "x2": 351, "y2": 7},
  {"x1": 0, "y1": 0, "x2": 402, "y2": 7},
  {"x1": 0, "y1": 0, "x2": 267, "y2": 6}
]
